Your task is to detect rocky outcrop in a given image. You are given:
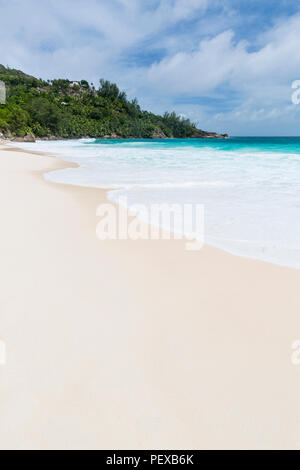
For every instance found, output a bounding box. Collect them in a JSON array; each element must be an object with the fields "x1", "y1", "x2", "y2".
[
  {"x1": 5, "y1": 130, "x2": 229, "y2": 142},
  {"x1": 102, "y1": 133, "x2": 122, "y2": 139},
  {"x1": 191, "y1": 130, "x2": 229, "y2": 139},
  {"x1": 151, "y1": 129, "x2": 167, "y2": 139},
  {"x1": 39, "y1": 135, "x2": 61, "y2": 141},
  {"x1": 0, "y1": 64, "x2": 35, "y2": 80},
  {"x1": 12, "y1": 134, "x2": 36, "y2": 142}
]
